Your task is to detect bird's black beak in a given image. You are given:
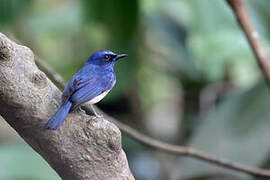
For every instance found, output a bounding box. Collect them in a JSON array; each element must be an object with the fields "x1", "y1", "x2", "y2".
[{"x1": 114, "y1": 54, "x2": 127, "y2": 61}]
